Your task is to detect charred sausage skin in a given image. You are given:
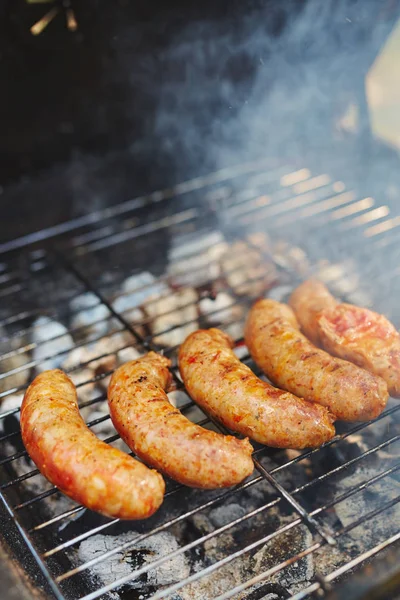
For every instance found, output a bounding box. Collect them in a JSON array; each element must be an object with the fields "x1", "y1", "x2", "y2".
[
  {"x1": 245, "y1": 299, "x2": 388, "y2": 422},
  {"x1": 179, "y1": 328, "x2": 335, "y2": 449},
  {"x1": 21, "y1": 369, "x2": 165, "y2": 519},
  {"x1": 108, "y1": 352, "x2": 254, "y2": 488},
  {"x1": 290, "y1": 279, "x2": 400, "y2": 397}
]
